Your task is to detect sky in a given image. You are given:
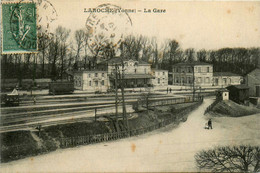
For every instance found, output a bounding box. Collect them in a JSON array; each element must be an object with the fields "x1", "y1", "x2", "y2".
[{"x1": 42, "y1": 0, "x2": 260, "y2": 50}]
